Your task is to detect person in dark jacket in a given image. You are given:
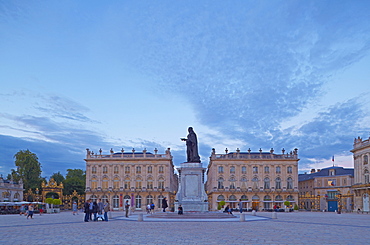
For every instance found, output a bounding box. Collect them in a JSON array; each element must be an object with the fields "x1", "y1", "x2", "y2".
[
  {"x1": 84, "y1": 199, "x2": 91, "y2": 222},
  {"x1": 92, "y1": 201, "x2": 99, "y2": 221},
  {"x1": 162, "y1": 197, "x2": 168, "y2": 212}
]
